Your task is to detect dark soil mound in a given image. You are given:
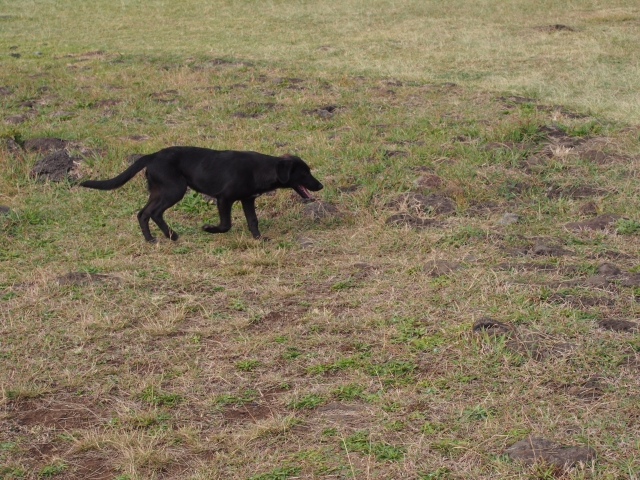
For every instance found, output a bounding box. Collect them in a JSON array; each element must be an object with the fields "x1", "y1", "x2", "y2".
[
  {"x1": 30, "y1": 151, "x2": 80, "y2": 181},
  {"x1": 23, "y1": 137, "x2": 69, "y2": 153},
  {"x1": 505, "y1": 437, "x2": 594, "y2": 467}
]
